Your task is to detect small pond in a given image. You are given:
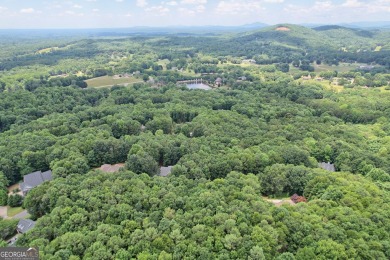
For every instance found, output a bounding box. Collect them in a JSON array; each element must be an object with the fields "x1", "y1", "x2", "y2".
[{"x1": 186, "y1": 83, "x2": 212, "y2": 90}]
